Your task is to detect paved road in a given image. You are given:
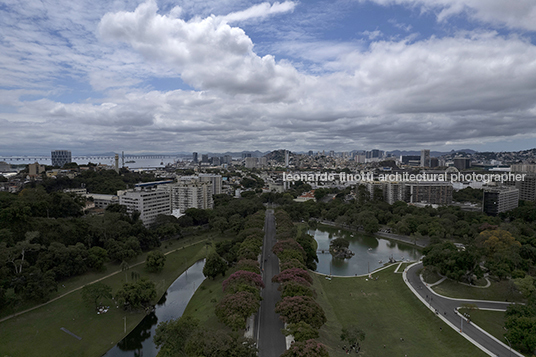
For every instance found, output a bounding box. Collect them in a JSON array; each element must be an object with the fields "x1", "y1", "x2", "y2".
[
  {"x1": 404, "y1": 262, "x2": 522, "y2": 357},
  {"x1": 256, "y1": 209, "x2": 286, "y2": 357}
]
